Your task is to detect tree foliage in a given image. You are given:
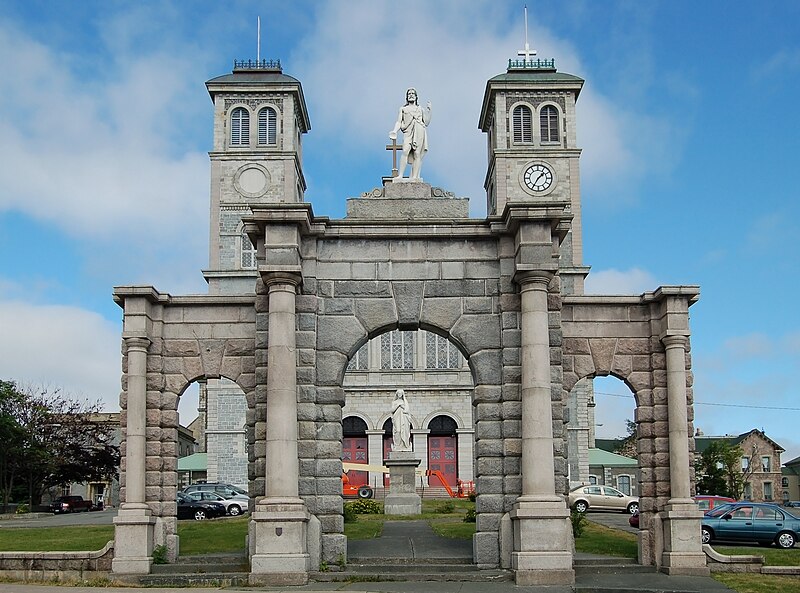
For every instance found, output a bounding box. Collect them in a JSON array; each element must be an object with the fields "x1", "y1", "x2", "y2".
[
  {"x1": 614, "y1": 419, "x2": 638, "y2": 458},
  {"x1": 0, "y1": 380, "x2": 120, "y2": 511},
  {"x1": 695, "y1": 439, "x2": 756, "y2": 499}
]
